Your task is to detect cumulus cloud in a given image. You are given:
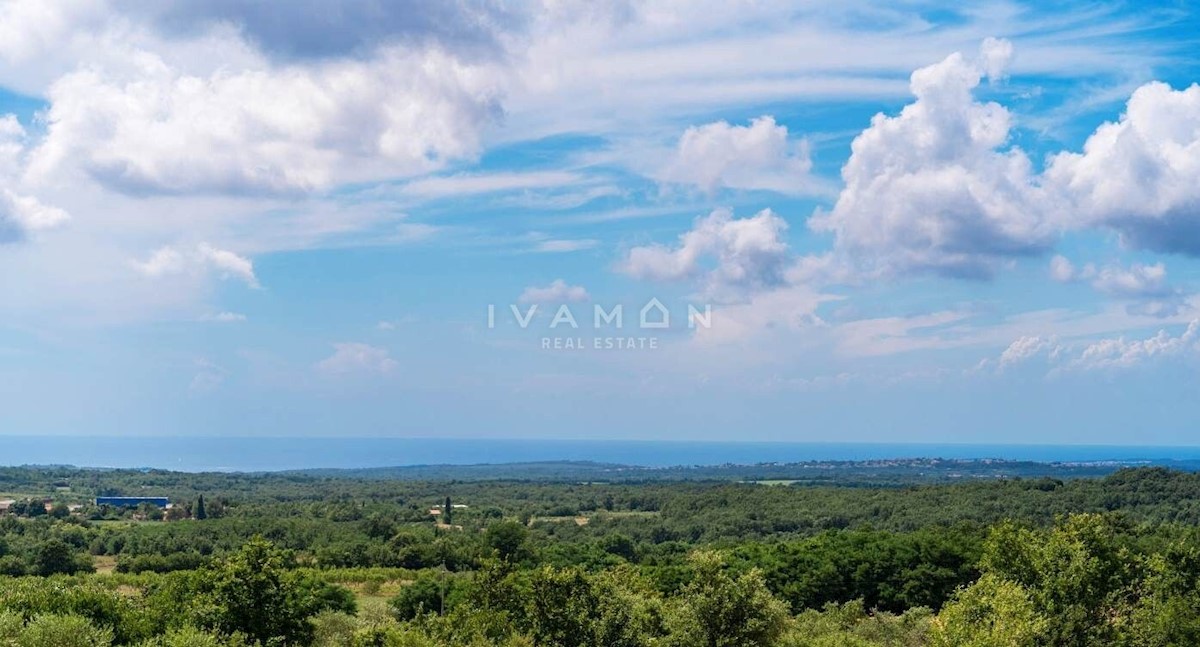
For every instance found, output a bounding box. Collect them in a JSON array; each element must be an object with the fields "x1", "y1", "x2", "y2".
[
  {"x1": 1046, "y1": 82, "x2": 1200, "y2": 254},
  {"x1": 26, "y1": 43, "x2": 502, "y2": 195},
  {"x1": 1048, "y1": 255, "x2": 1077, "y2": 283},
  {"x1": 656, "y1": 116, "x2": 818, "y2": 195},
  {"x1": 620, "y1": 208, "x2": 791, "y2": 300},
  {"x1": 316, "y1": 342, "x2": 398, "y2": 375},
  {"x1": 0, "y1": 114, "x2": 24, "y2": 173},
  {"x1": 131, "y1": 243, "x2": 260, "y2": 288},
  {"x1": 519, "y1": 279, "x2": 589, "y2": 304},
  {"x1": 998, "y1": 335, "x2": 1060, "y2": 370},
  {"x1": 0, "y1": 189, "x2": 70, "y2": 243},
  {"x1": 1091, "y1": 263, "x2": 1173, "y2": 299},
  {"x1": 1048, "y1": 256, "x2": 1187, "y2": 317},
  {"x1": 987, "y1": 321, "x2": 1200, "y2": 374},
  {"x1": 810, "y1": 38, "x2": 1056, "y2": 278},
  {"x1": 1069, "y1": 321, "x2": 1200, "y2": 371},
  {"x1": 0, "y1": 114, "x2": 69, "y2": 244}
]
